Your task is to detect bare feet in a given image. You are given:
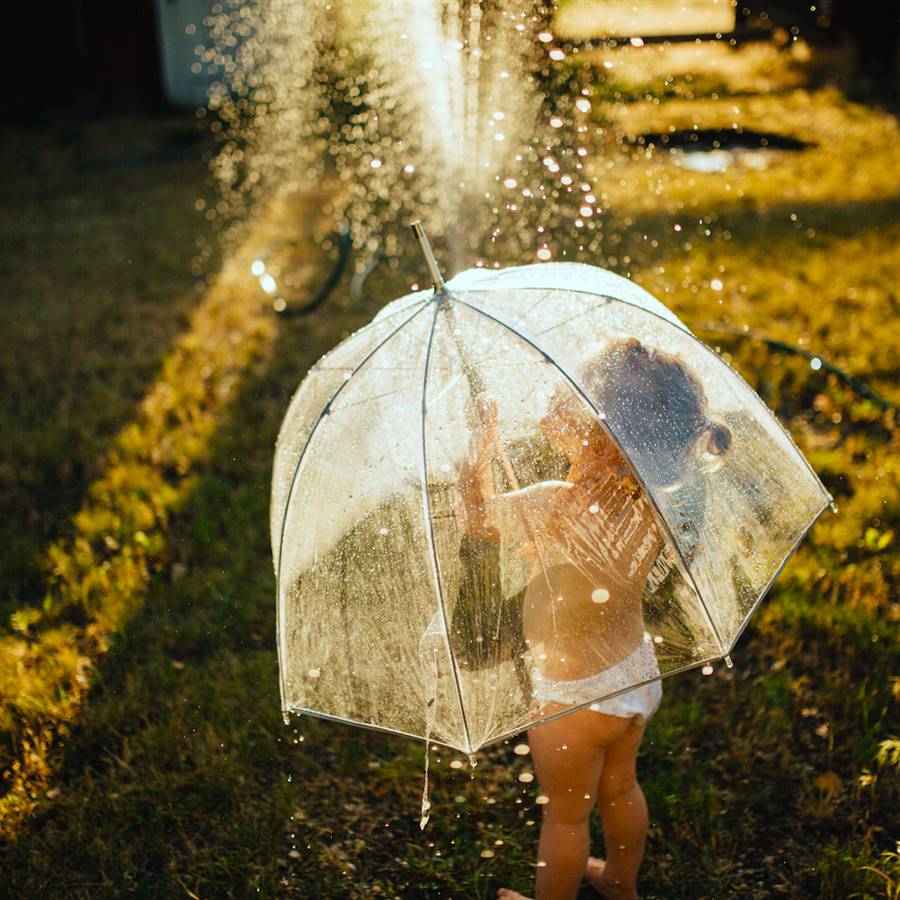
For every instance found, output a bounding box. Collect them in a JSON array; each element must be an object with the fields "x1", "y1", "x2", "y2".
[
  {"x1": 585, "y1": 856, "x2": 639, "y2": 900},
  {"x1": 496, "y1": 889, "x2": 530, "y2": 900}
]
